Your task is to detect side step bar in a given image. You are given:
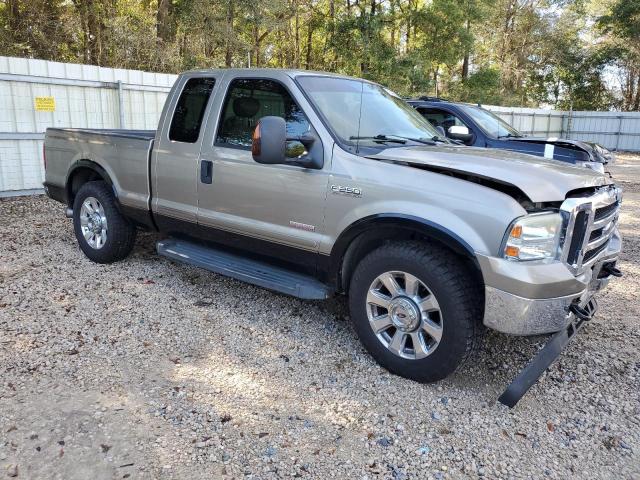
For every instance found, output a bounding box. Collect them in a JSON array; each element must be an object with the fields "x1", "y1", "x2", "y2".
[{"x1": 157, "y1": 238, "x2": 331, "y2": 300}]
